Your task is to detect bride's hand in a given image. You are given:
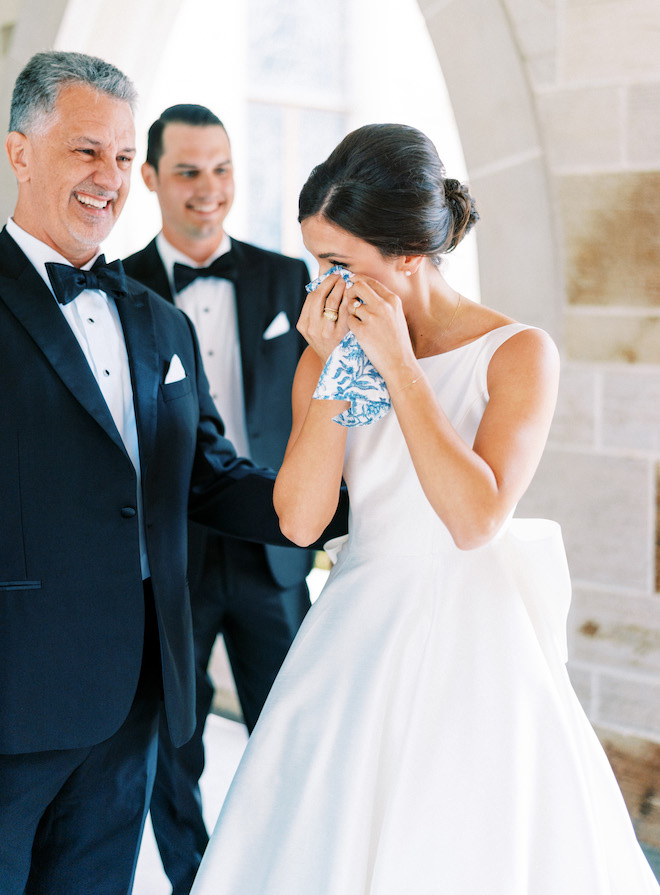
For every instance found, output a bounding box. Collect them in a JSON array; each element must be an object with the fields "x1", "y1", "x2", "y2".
[
  {"x1": 297, "y1": 273, "x2": 351, "y2": 363},
  {"x1": 346, "y1": 275, "x2": 417, "y2": 383}
]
